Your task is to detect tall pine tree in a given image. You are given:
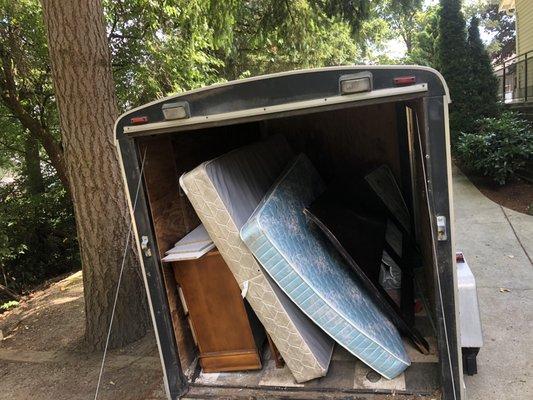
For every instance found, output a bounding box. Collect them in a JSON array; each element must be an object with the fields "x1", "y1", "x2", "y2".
[
  {"x1": 466, "y1": 16, "x2": 499, "y2": 124},
  {"x1": 438, "y1": 0, "x2": 471, "y2": 138}
]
